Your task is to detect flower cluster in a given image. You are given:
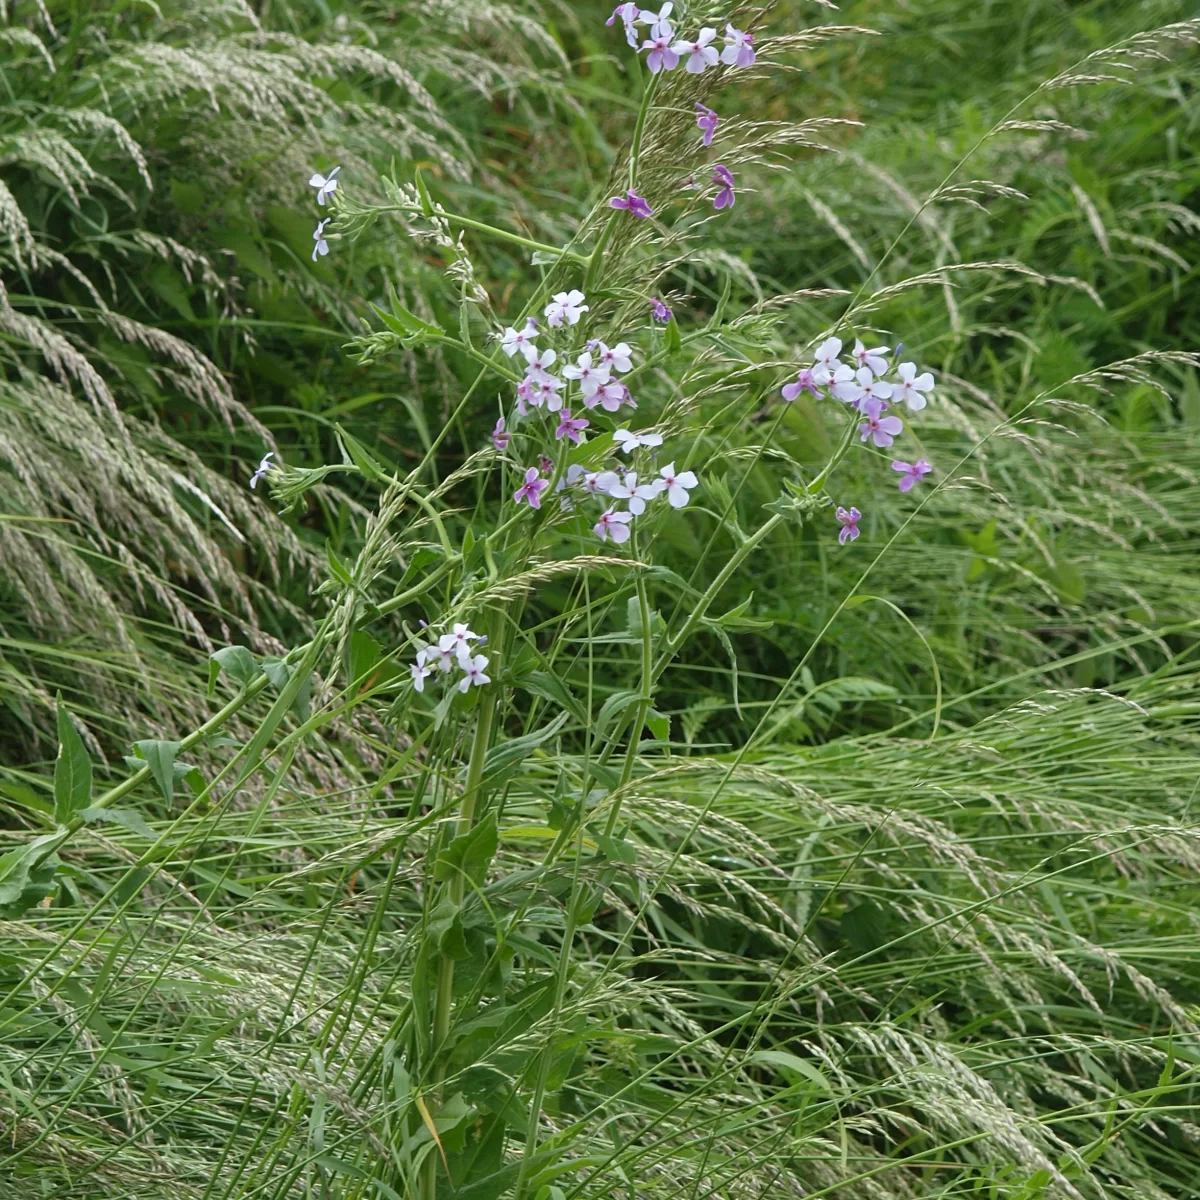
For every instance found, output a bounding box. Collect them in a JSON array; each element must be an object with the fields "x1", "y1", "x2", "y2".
[
  {"x1": 499, "y1": 293, "x2": 638, "y2": 422},
  {"x1": 556, "y1": 432, "x2": 697, "y2": 544},
  {"x1": 781, "y1": 336, "x2": 937, "y2": 543},
  {"x1": 411, "y1": 624, "x2": 490, "y2": 694},
  {"x1": 607, "y1": 6, "x2": 756, "y2": 75}
]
